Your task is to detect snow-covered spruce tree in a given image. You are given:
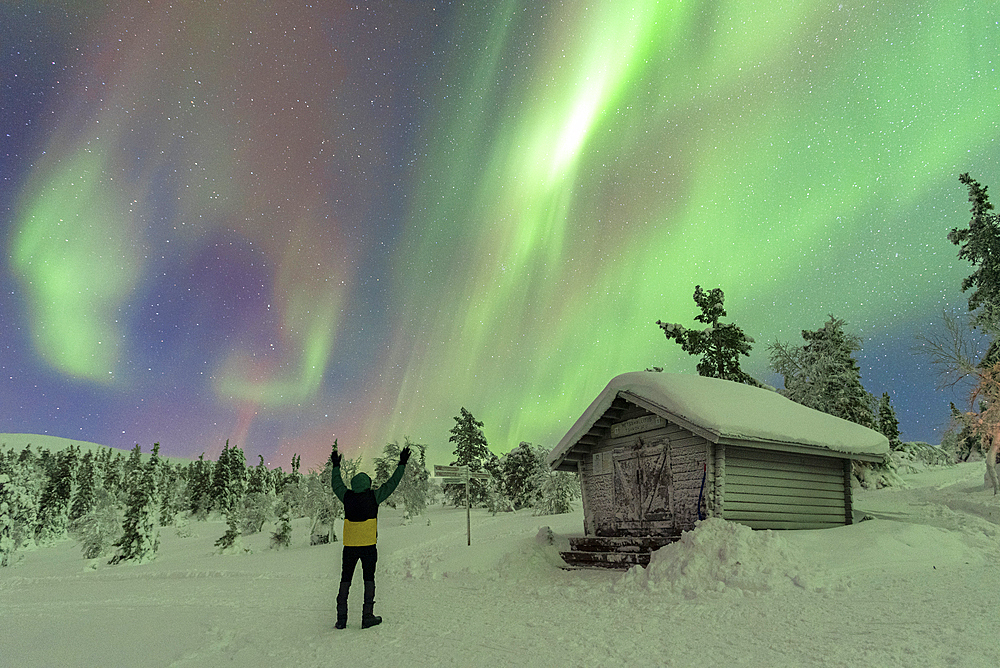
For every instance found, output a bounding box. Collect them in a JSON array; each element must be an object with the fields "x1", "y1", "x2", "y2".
[
  {"x1": 656, "y1": 286, "x2": 762, "y2": 386},
  {"x1": 303, "y1": 458, "x2": 340, "y2": 545},
  {"x1": 122, "y1": 443, "x2": 142, "y2": 487},
  {"x1": 270, "y1": 501, "x2": 292, "y2": 549},
  {"x1": 99, "y1": 448, "x2": 124, "y2": 502},
  {"x1": 225, "y1": 443, "x2": 247, "y2": 506},
  {"x1": 70, "y1": 487, "x2": 121, "y2": 560},
  {"x1": 0, "y1": 477, "x2": 13, "y2": 567},
  {"x1": 158, "y1": 463, "x2": 183, "y2": 526},
  {"x1": 109, "y1": 444, "x2": 159, "y2": 565},
  {"x1": 0, "y1": 454, "x2": 39, "y2": 566},
  {"x1": 498, "y1": 442, "x2": 545, "y2": 510},
  {"x1": 279, "y1": 453, "x2": 309, "y2": 519},
  {"x1": 210, "y1": 441, "x2": 233, "y2": 514},
  {"x1": 948, "y1": 173, "x2": 1000, "y2": 333},
  {"x1": 769, "y1": 317, "x2": 901, "y2": 487},
  {"x1": 268, "y1": 466, "x2": 286, "y2": 498},
  {"x1": 214, "y1": 508, "x2": 244, "y2": 552},
  {"x1": 247, "y1": 455, "x2": 269, "y2": 496},
  {"x1": 533, "y1": 468, "x2": 580, "y2": 516},
  {"x1": 186, "y1": 453, "x2": 213, "y2": 519},
  {"x1": 0, "y1": 455, "x2": 39, "y2": 558},
  {"x1": 68, "y1": 450, "x2": 97, "y2": 523},
  {"x1": 769, "y1": 316, "x2": 876, "y2": 429},
  {"x1": 447, "y1": 408, "x2": 493, "y2": 507},
  {"x1": 374, "y1": 438, "x2": 430, "y2": 519},
  {"x1": 876, "y1": 393, "x2": 903, "y2": 450},
  {"x1": 35, "y1": 445, "x2": 79, "y2": 544},
  {"x1": 240, "y1": 455, "x2": 274, "y2": 535}
]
